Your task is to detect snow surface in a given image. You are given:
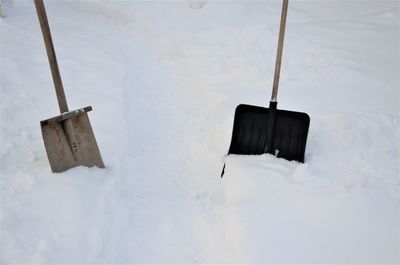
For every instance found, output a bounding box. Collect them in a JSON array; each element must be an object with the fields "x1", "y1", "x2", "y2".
[{"x1": 1, "y1": 0, "x2": 399, "y2": 263}]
